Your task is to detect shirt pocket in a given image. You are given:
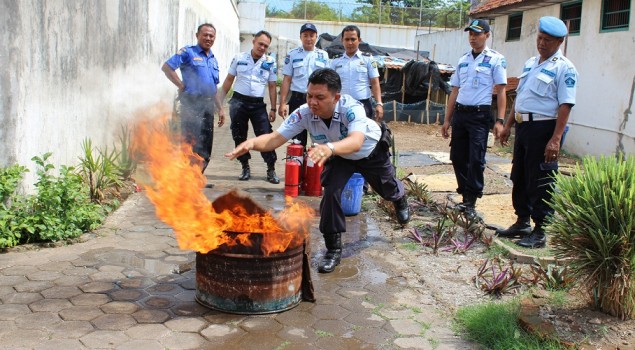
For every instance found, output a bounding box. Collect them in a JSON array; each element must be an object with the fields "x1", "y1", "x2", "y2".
[
  {"x1": 292, "y1": 61, "x2": 305, "y2": 77},
  {"x1": 475, "y1": 67, "x2": 492, "y2": 85},
  {"x1": 315, "y1": 60, "x2": 326, "y2": 68},
  {"x1": 356, "y1": 65, "x2": 368, "y2": 78},
  {"x1": 236, "y1": 64, "x2": 250, "y2": 74},
  {"x1": 458, "y1": 67, "x2": 469, "y2": 85},
  {"x1": 529, "y1": 73, "x2": 554, "y2": 96}
]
